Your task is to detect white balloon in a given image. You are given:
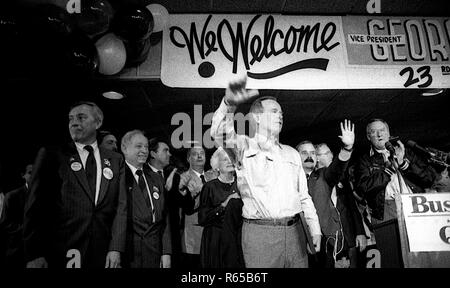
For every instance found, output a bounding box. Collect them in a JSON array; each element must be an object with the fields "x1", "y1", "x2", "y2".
[
  {"x1": 146, "y1": 3, "x2": 169, "y2": 32},
  {"x1": 95, "y1": 33, "x2": 127, "y2": 75}
]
